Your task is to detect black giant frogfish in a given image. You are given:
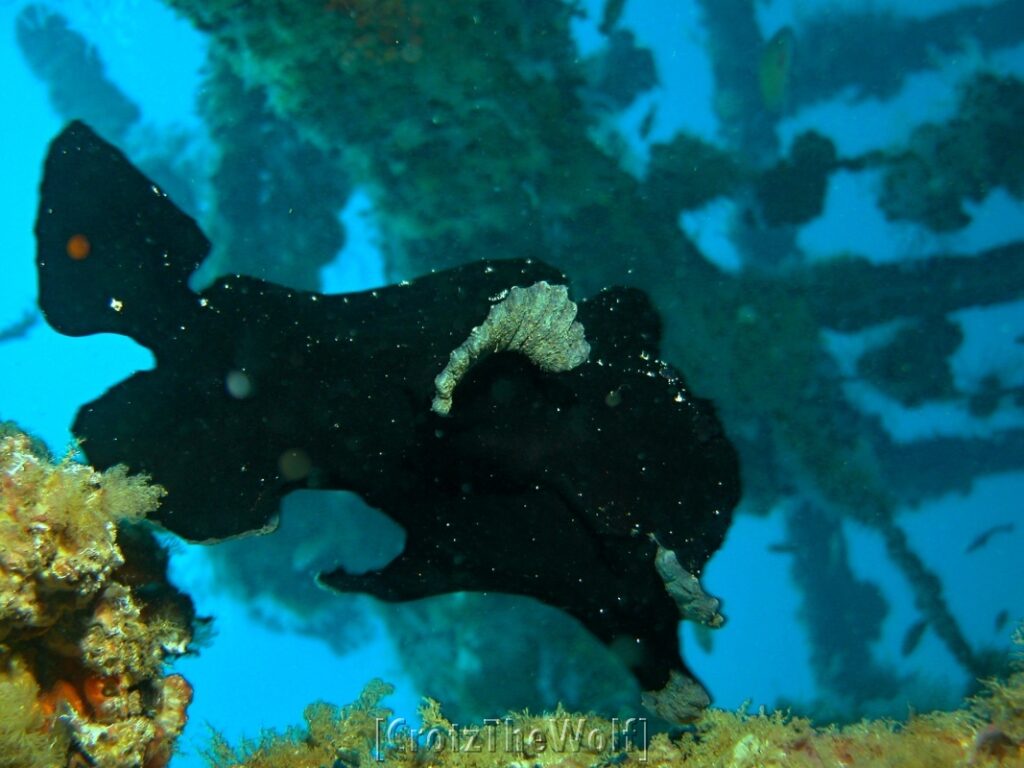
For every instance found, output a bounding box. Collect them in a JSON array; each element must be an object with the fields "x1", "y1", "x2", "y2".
[{"x1": 35, "y1": 121, "x2": 740, "y2": 722}]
